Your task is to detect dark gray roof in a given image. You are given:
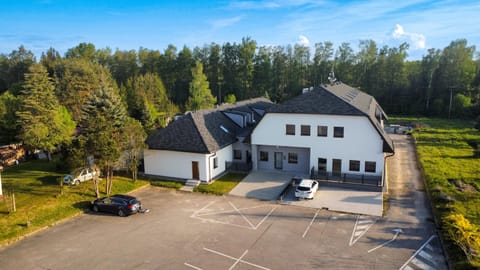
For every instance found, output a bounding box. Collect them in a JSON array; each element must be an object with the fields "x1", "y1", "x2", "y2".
[
  {"x1": 146, "y1": 97, "x2": 273, "y2": 153},
  {"x1": 266, "y1": 82, "x2": 394, "y2": 153}
]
